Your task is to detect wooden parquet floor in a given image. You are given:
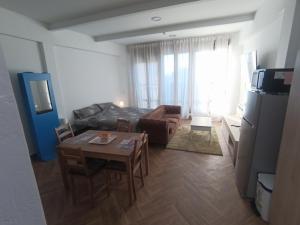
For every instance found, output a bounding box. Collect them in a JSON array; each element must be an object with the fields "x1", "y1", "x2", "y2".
[{"x1": 32, "y1": 126, "x2": 266, "y2": 225}]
